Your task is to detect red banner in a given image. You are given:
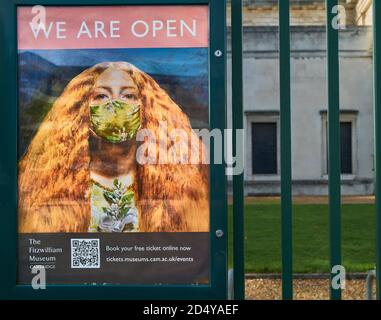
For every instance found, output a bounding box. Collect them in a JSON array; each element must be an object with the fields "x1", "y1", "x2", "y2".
[{"x1": 18, "y1": 6, "x2": 208, "y2": 49}]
